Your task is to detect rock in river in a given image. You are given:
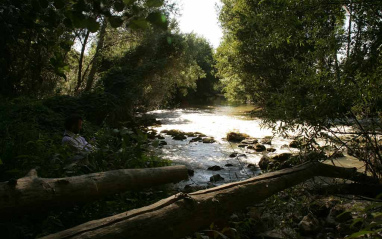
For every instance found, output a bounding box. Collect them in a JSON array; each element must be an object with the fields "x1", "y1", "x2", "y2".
[
  {"x1": 210, "y1": 174, "x2": 224, "y2": 182},
  {"x1": 229, "y1": 152, "x2": 239, "y2": 158},
  {"x1": 261, "y1": 136, "x2": 272, "y2": 145},
  {"x1": 272, "y1": 153, "x2": 292, "y2": 161},
  {"x1": 247, "y1": 164, "x2": 258, "y2": 170},
  {"x1": 173, "y1": 134, "x2": 187, "y2": 140},
  {"x1": 187, "y1": 169, "x2": 195, "y2": 176},
  {"x1": 203, "y1": 137, "x2": 215, "y2": 143},
  {"x1": 190, "y1": 136, "x2": 203, "y2": 143},
  {"x1": 241, "y1": 138, "x2": 258, "y2": 144},
  {"x1": 226, "y1": 132, "x2": 249, "y2": 142},
  {"x1": 255, "y1": 144, "x2": 266, "y2": 152},
  {"x1": 259, "y1": 156, "x2": 271, "y2": 170},
  {"x1": 159, "y1": 141, "x2": 167, "y2": 146},
  {"x1": 207, "y1": 165, "x2": 223, "y2": 171}
]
